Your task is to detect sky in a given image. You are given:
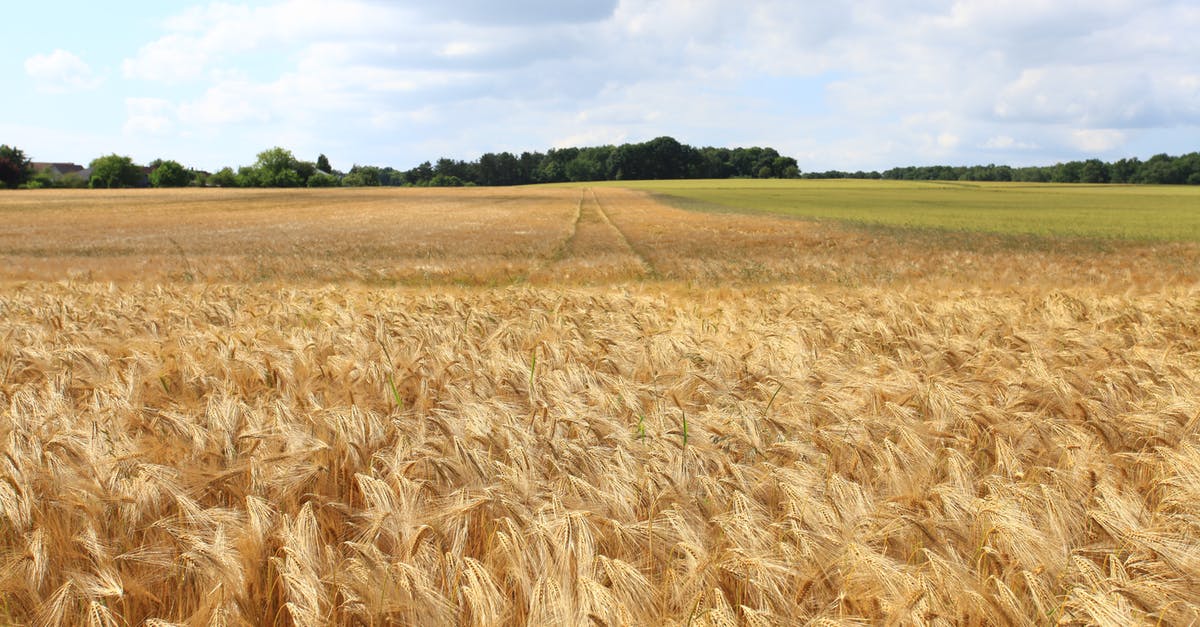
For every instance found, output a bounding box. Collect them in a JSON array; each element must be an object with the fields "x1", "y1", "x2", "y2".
[{"x1": 3, "y1": 0, "x2": 1199, "y2": 173}]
